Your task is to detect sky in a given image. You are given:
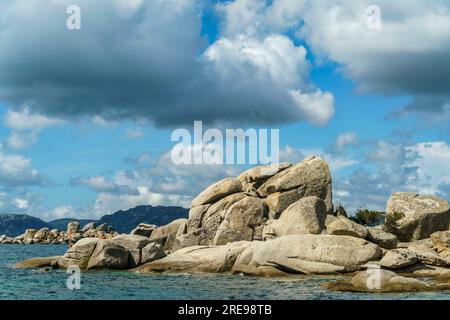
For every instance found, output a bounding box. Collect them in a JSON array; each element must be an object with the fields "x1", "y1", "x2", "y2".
[{"x1": 0, "y1": 0, "x2": 449, "y2": 221}]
